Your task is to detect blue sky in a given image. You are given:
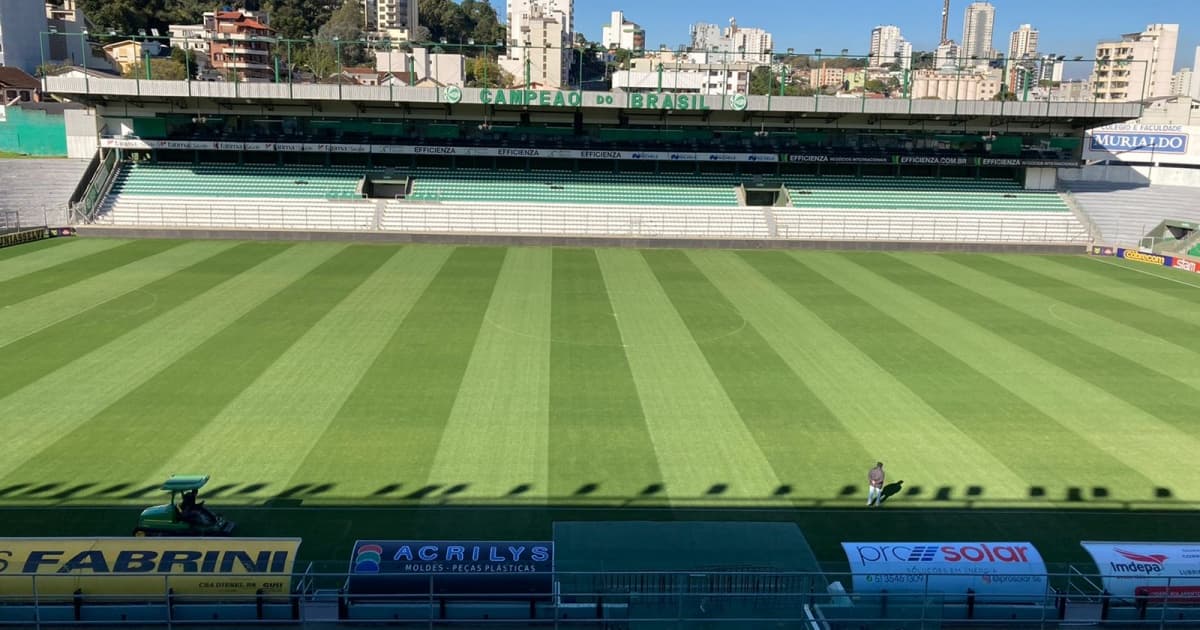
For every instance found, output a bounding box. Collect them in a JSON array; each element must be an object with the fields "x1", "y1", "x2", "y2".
[{"x1": 572, "y1": 0, "x2": 1200, "y2": 71}]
